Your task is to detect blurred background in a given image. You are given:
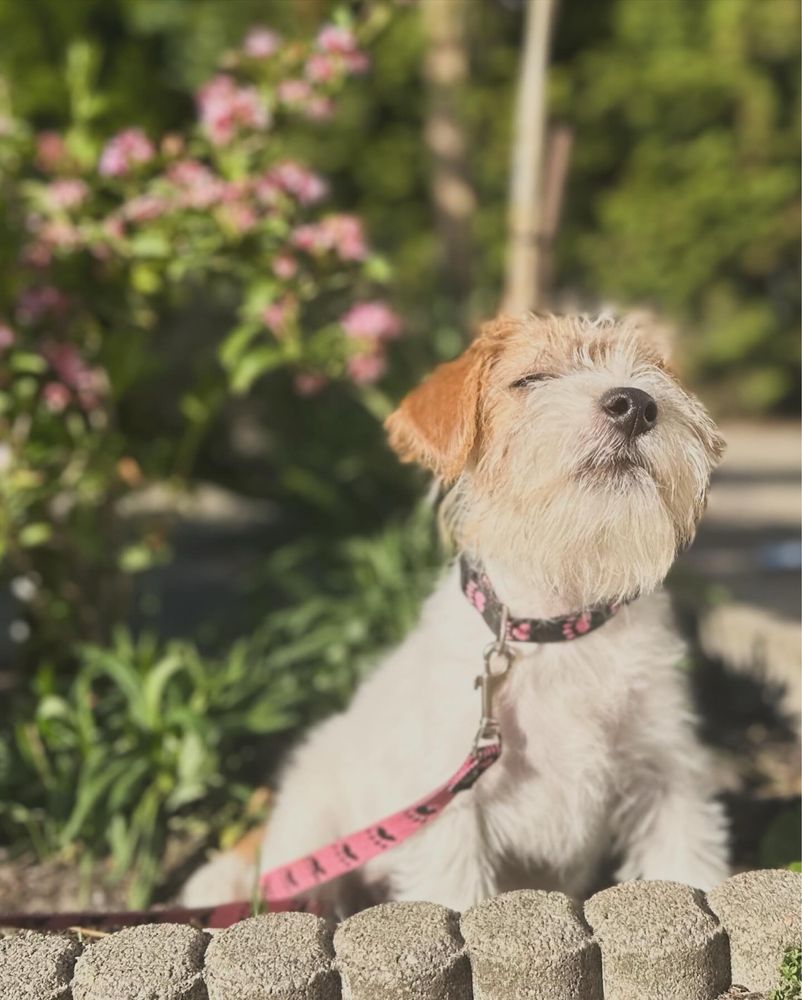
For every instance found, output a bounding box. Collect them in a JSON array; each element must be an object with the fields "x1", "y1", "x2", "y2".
[{"x1": 0, "y1": 0, "x2": 798, "y2": 912}]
